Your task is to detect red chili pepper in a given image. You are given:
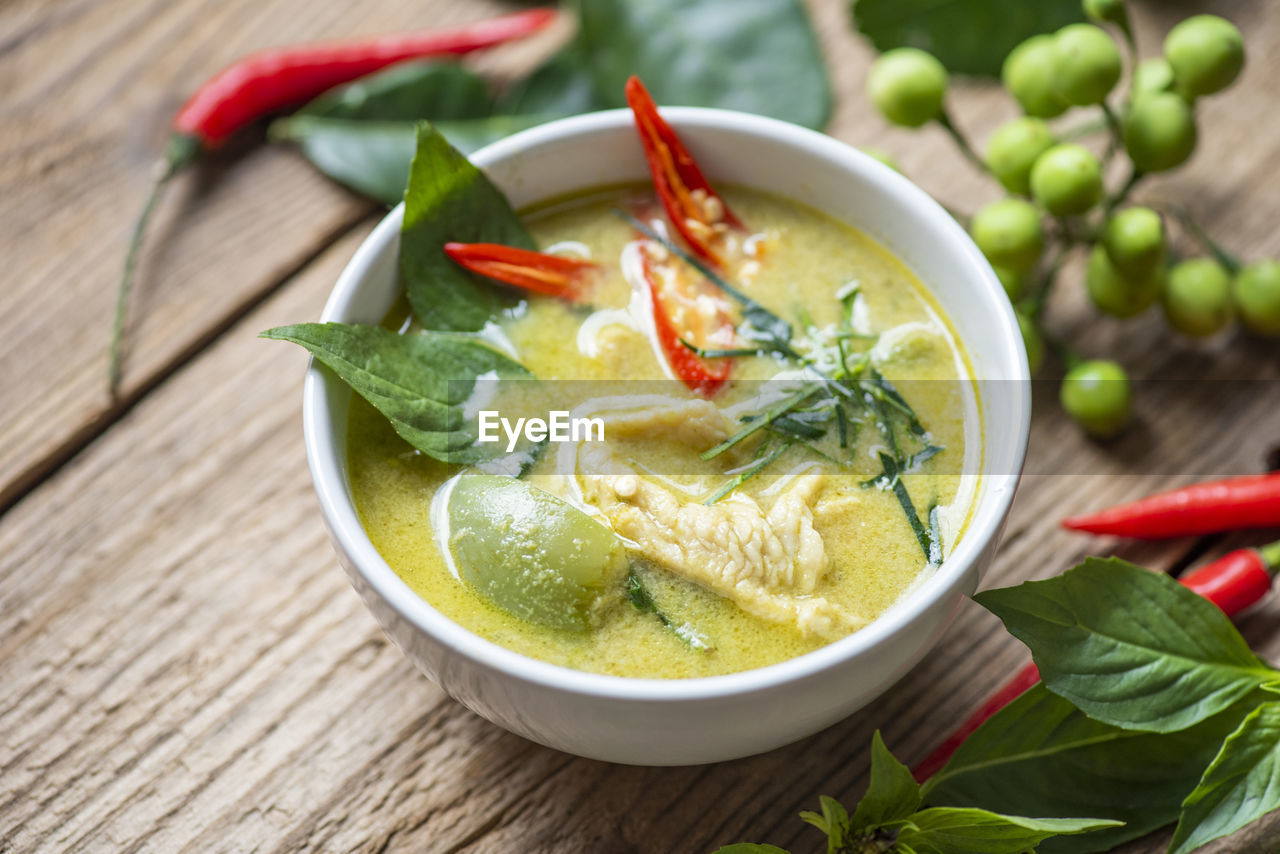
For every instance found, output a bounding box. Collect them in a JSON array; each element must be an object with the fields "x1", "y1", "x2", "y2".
[
  {"x1": 1180, "y1": 541, "x2": 1280, "y2": 617},
  {"x1": 625, "y1": 76, "x2": 743, "y2": 268},
  {"x1": 911, "y1": 541, "x2": 1280, "y2": 782},
  {"x1": 1061, "y1": 472, "x2": 1280, "y2": 539},
  {"x1": 444, "y1": 242, "x2": 597, "y2": 300},
  {"x1": 640, "y1": 247, "x2": 733, "y2": 396},
  {"x1": 111, "y1": 9, "x2": 557, "y2": 395}
]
